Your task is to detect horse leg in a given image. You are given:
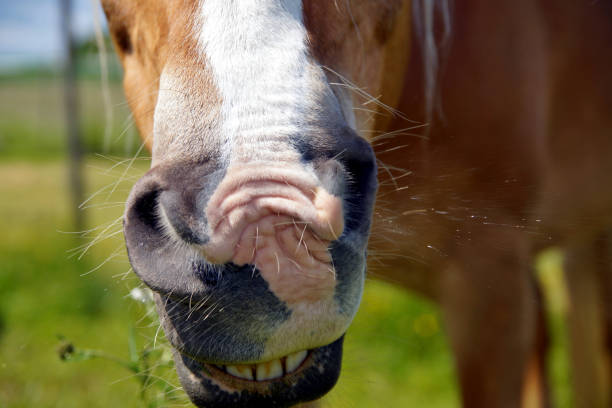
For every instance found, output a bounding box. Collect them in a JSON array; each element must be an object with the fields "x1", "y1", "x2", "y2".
[
  {"x1": 437, "y1": 228, "x2": 548, "y2": 408},
  {"x1": 565, "y1": 237, "x2": 611, "y2": 408},
  {"x1": 603, "y1": 235, "x2": 612, "y2": 408},
  {"x1": 523, "y1": 281, "x2": 550, "y2": 408}
]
